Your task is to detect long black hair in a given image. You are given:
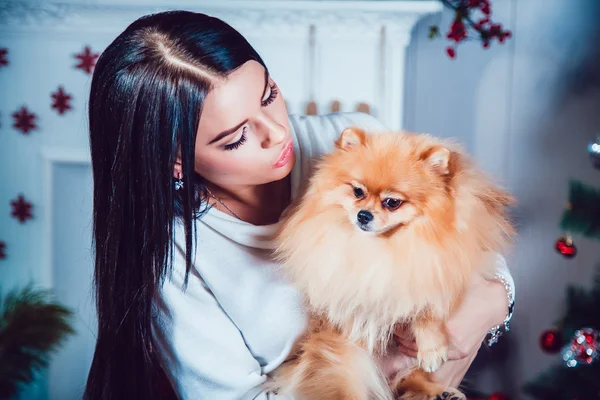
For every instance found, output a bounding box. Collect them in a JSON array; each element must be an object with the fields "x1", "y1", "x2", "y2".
[{"x1": 85, "y1": 11, "x2": 266, "y2": 399}]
